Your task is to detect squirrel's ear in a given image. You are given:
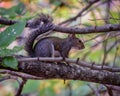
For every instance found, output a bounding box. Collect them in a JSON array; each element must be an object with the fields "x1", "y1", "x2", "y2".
[{"x1": 68, "y1": 34, "x2": 75, "y2": 38}]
